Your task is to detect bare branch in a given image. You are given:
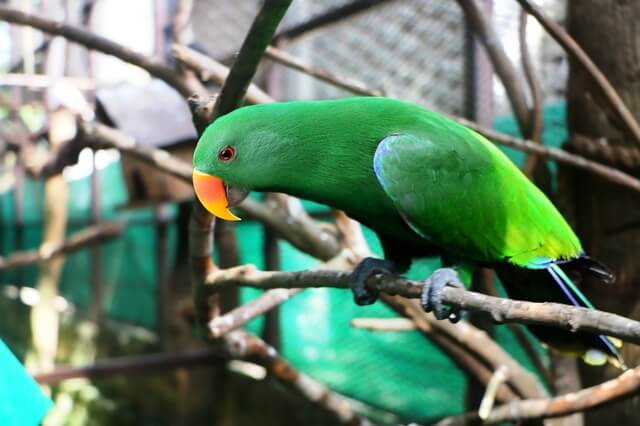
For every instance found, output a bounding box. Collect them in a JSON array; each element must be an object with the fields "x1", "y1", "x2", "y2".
[
  {"x1": 173, "y1": 44, "x2": 274, "y2": 105},
  {"x1": 264, "y1": 46, "x2": 383, "y2": 96},
  {"x1": 272, "y1": 0, "x2": 394, "y2": 44},
  {"x1": 436, "y1": 366, "x2": 640, "y2": 425},
  {"x1": 381, "y1": 295, "x2": 546, "y2": 400},
  {"x1": 519, "y1": 10, "x2": 545, "y2": 176},
  {"x1": 208, "y1": 252, "x2": 355, "y2": 338},
  {"x1": 34, "y1": 349, "x2": 223, "y2": 384},
  {"x1": 457, "y1": 0, "x2": 530, "y2": 134},
  {"x1": 517, "y1": 0, "x2": 640, "y2": 145},
  {"x1": 350, "y1": 317, "x2": 416, "y2": 331},
  {"x1": 0, "y1": 6, "x2": 190, "y2": 96},
  {"x1": 240, "y1": 194, "x2": 341, "y2": 261},
  {"x1": 0, "y1": 222, "x2": 124, "y2": 271},
  {"x1": 454, "y1": 116, "x2": 640, "y2": 194},
  {"x1": 224, "y1": 329, "x2": 374, "y2": 426},
  {"x1": 205, "y1": 266, "x2": 640, "y2": 345}
]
